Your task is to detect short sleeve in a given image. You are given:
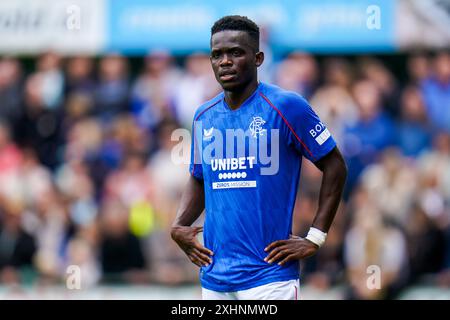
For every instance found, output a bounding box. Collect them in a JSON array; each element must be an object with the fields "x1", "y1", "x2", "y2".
[
  {"x1": 189, "y1": 117, "x2": 203, "y2": 179},
  {"x1": 282, "y1": 94, "x2": 336, "y2": 162}
]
